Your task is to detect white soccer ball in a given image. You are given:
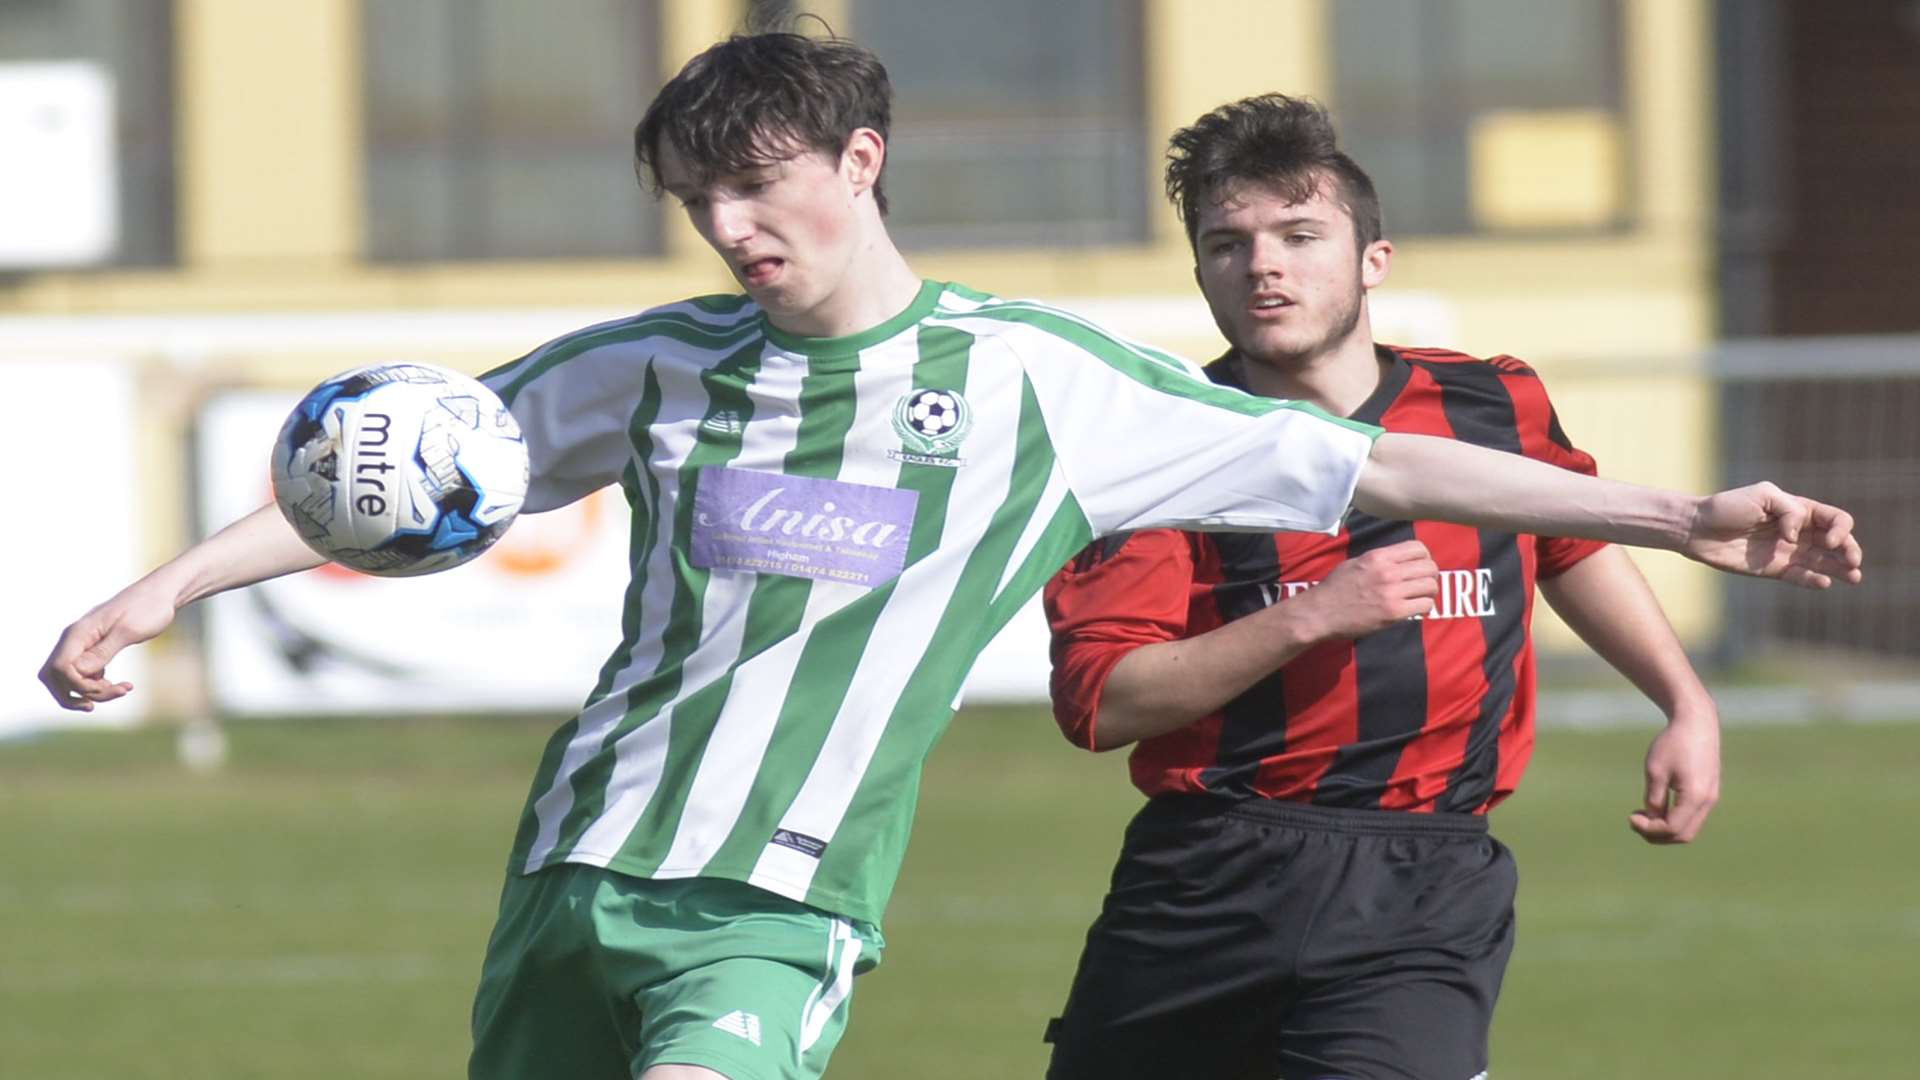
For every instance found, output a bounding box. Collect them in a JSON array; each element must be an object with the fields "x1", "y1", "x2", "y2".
[{"x1": 271, "y1": 362, "x2": 529, "y2": 577}]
